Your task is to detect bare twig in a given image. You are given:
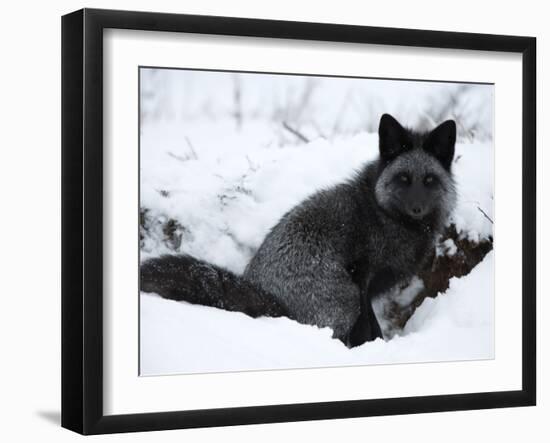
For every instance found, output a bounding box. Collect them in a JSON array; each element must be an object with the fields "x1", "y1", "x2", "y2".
[
  {"x1": 232, "y1": 74, "x2": 243, "y2": 131},
  {"x1": 294, "y1": 78, "x2": 317, "y2": 121},
  {"x1": 477, "y1": 206, "x2": 494, "y2": 224},
  {"x1": 331, "y1": 89, "x2": 353, "y2": 136},
  {"x1": 167, "y1": 137, "x2": 198, "y2": 162},
  {"x1": 245, "y1": 155, "x2": 259, "y2": 172},
  {"x1": 167, "y1": 151, "x2": 188, "y2": 162},
  {"x1": 184, "y1": 136, "x2": 198, "y2": 160},
  {"x1": 282, "y1": 121, "x2": 309, "y2": 143}
]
